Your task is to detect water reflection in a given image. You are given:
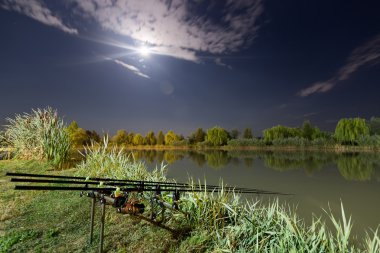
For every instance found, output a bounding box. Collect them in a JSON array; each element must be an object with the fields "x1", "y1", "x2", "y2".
[{"x1": 127, "y1": 149, "x2": 380, "y2": 182}]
